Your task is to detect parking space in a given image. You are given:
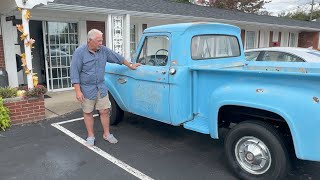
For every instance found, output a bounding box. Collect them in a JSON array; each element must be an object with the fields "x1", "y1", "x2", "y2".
[{"x1": 1, "y1": 110, "x2": 320, "y2": 180}]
